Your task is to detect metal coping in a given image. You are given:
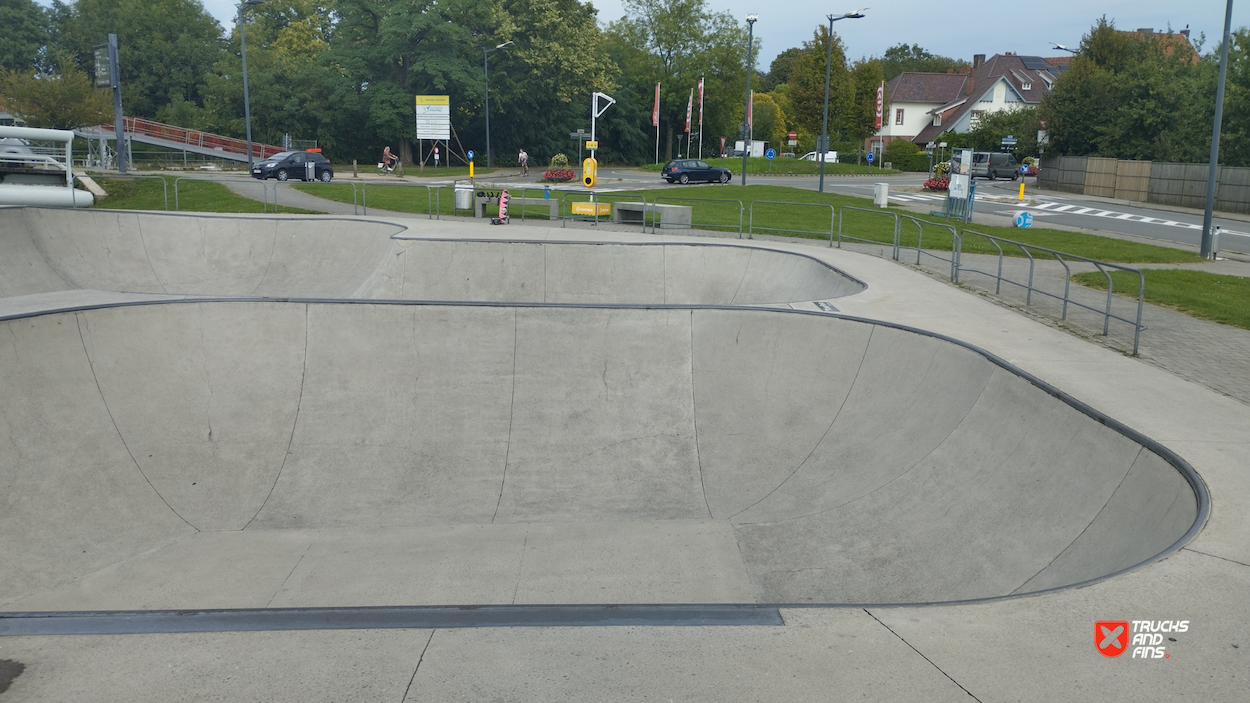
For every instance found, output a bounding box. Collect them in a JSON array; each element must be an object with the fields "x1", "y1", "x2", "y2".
[{"x1": 0, "y1": 298, "x2": 1209, "y2": 633}]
